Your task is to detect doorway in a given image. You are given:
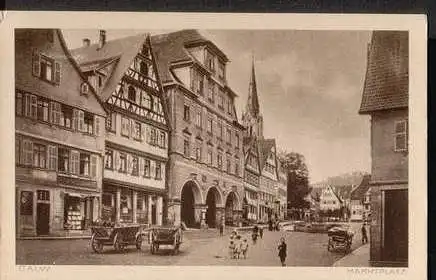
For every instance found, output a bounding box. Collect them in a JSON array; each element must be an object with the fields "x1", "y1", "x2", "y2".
[
  {"x1": 383, "y1": 189, "x2": 408, "y2": 265},
  {"x1": 206, "y1": 188, "x2": 219, "y2": 228},
  {"x1": 36, "y1": 203, "x2": 50, "y2": 235}
]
